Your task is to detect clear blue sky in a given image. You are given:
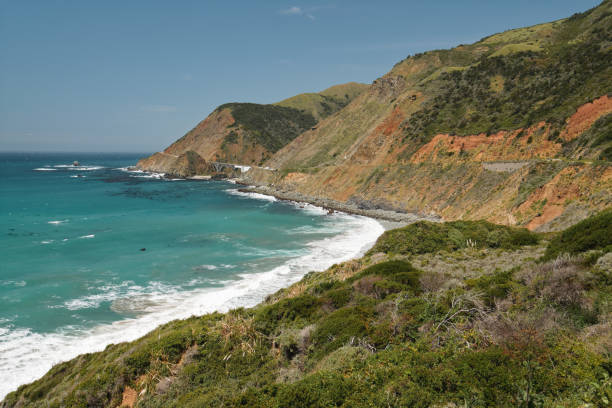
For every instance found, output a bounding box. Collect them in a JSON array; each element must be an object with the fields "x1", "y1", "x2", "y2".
[{"x1": 0, "y1": 0, "x2": 601, "y2": 152}]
